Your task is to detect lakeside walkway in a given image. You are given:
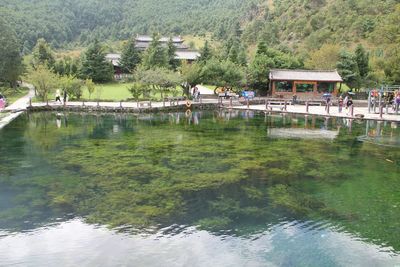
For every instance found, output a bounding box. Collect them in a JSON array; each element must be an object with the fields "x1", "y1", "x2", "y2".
[
  {"x1": 1, "y1": 93, "x2": 400, "y2": 130},
  {"x1": 0, "y1": 84, "x2": 35, "y2": 130},
  {"x1": 231, "y1": 103, "x2": 400, "y2": 122}
]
